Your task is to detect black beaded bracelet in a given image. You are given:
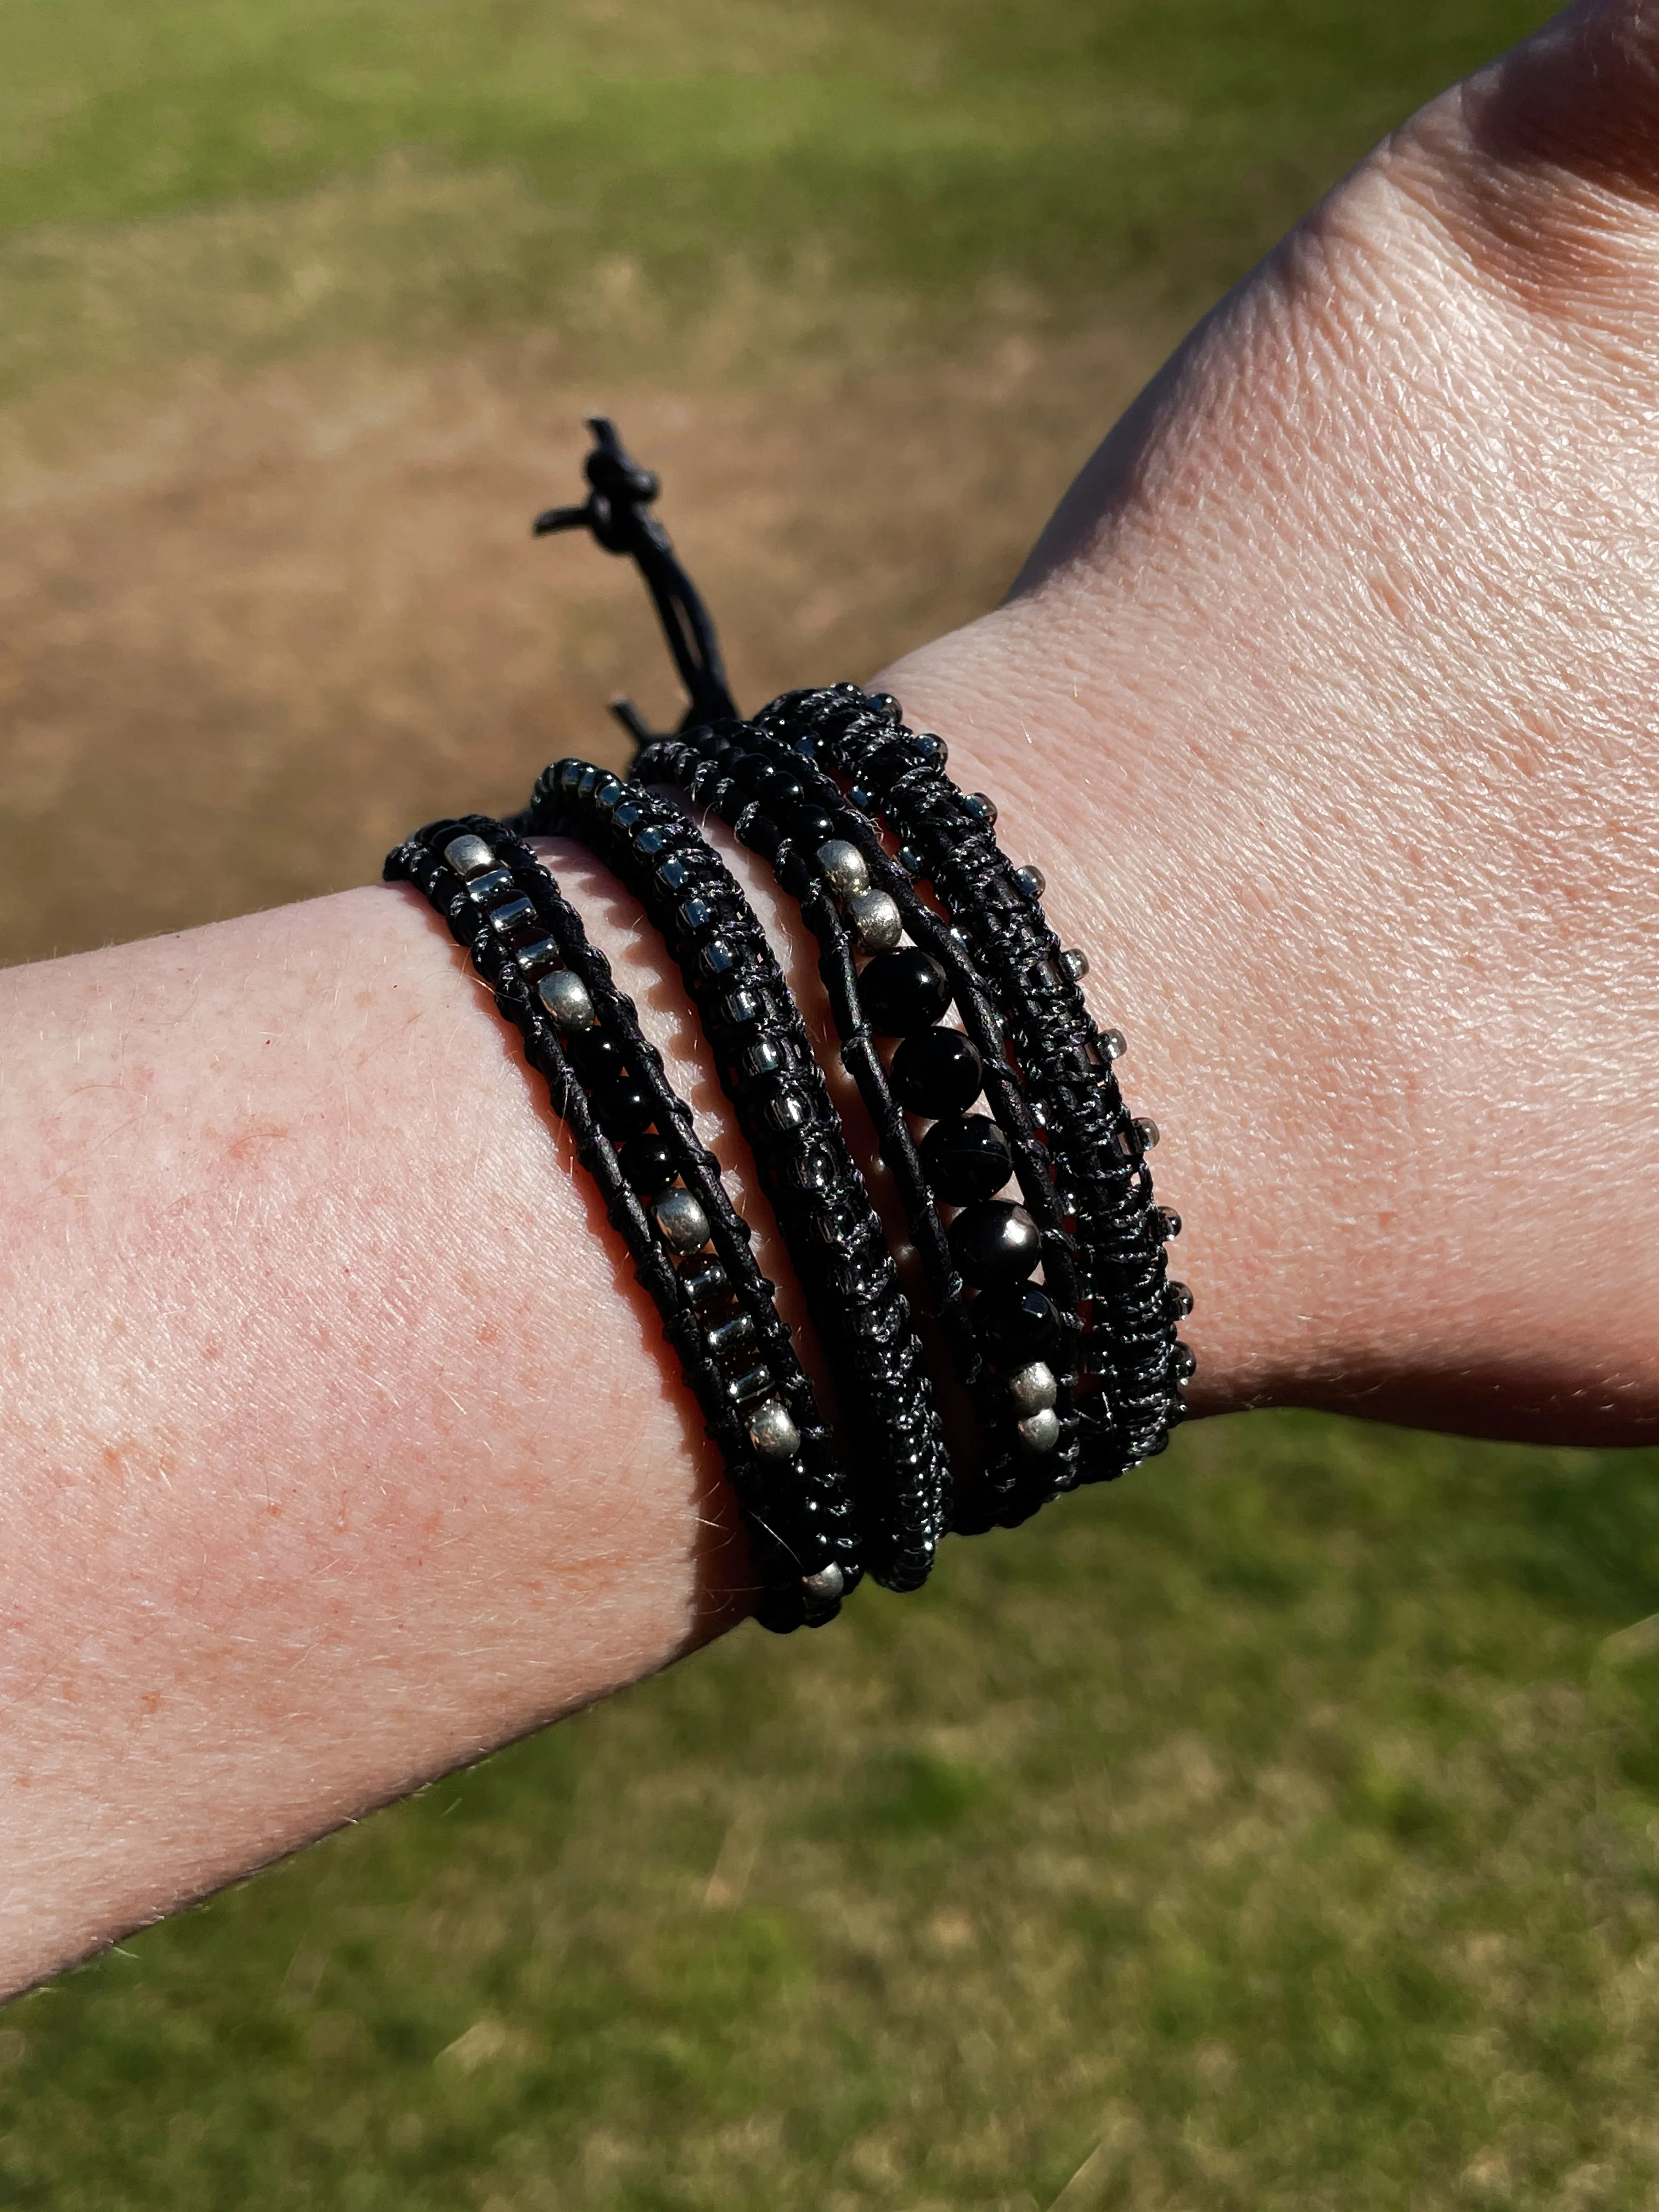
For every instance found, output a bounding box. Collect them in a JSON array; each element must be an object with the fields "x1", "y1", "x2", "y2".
[
  {"x1": 383, "y1": 812, "x2": 860, "y2": 1631},
  {"x1": 521, "y1": 763, "x2": 953, "y2": 1591},
  {"x1": 632, "y1": 724, "x2": 1090, "y2": 1532},
  {"x1": 753, "y1": 684, "x2": 1192, "y2": 1469}
]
